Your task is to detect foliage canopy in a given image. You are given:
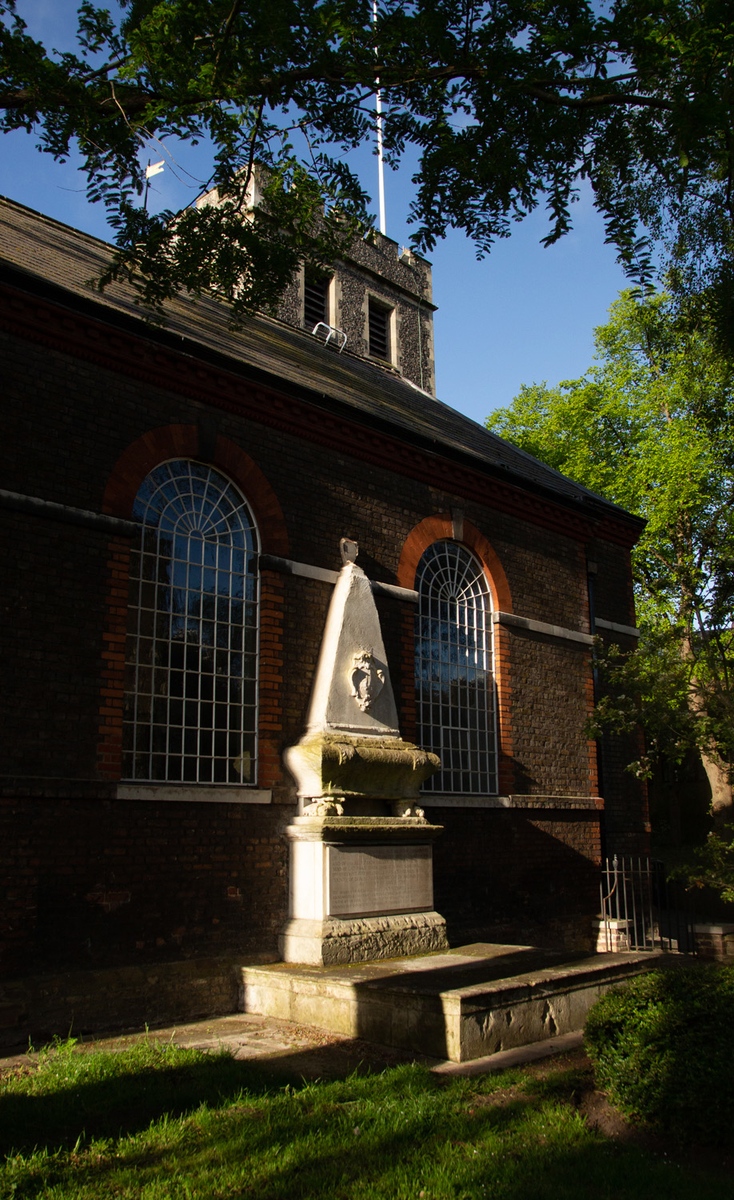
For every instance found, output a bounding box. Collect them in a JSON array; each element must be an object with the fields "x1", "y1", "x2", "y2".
[
  {"x1": 2, "y1": 1, "x2": 734, "y2": 322},
  {"x1": 488, "y1": 291, "x2": 734, "y2": 786}
]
